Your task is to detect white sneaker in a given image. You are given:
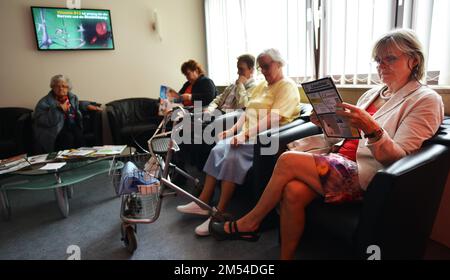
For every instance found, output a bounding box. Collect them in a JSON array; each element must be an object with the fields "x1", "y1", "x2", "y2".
[
  {"x1": 176, "y1": 201, "x2": 209, "y2": 216},
  {"x1": 195, "y1": 217, "x2": 211, "y2": 236}
]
